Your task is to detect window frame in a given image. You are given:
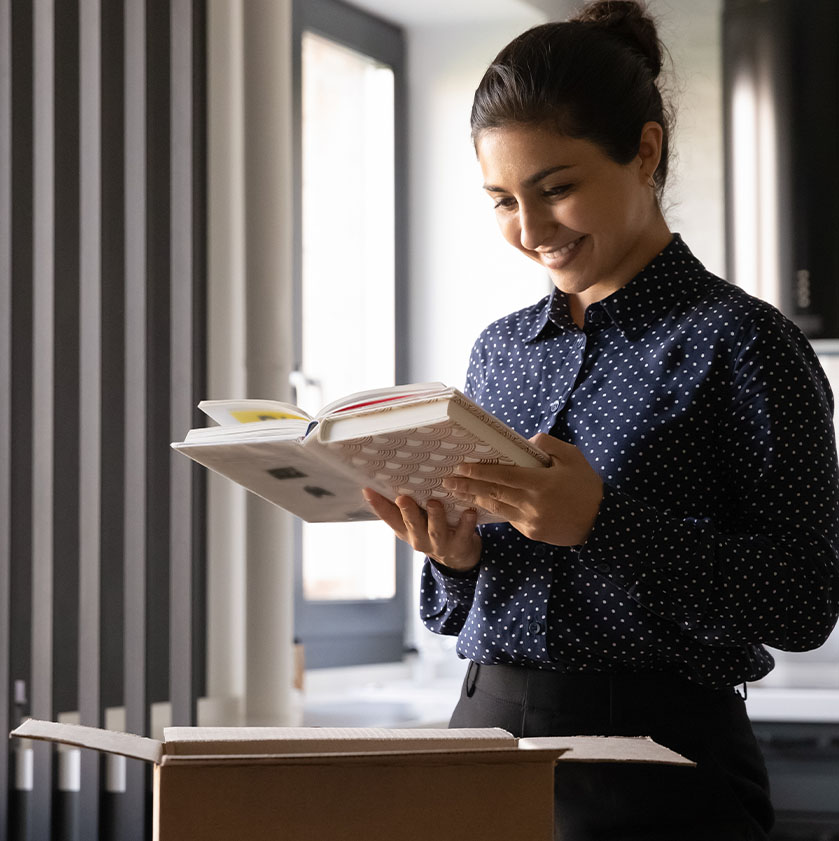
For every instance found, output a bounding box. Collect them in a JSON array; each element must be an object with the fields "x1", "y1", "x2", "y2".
[{"x1": 291, "y1": 0, "x2": 411, "y2": 668}]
